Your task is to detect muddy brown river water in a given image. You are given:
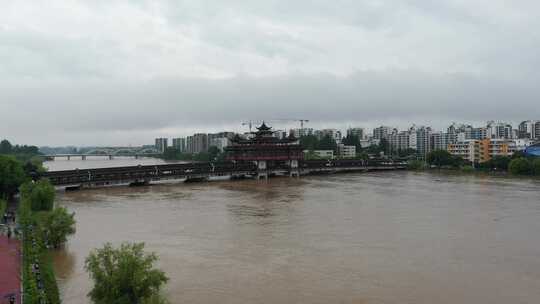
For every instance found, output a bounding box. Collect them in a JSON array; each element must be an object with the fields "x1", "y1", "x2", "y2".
[{"x1": 47, "y1": 159, "x2": 540, "y2": 304}]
